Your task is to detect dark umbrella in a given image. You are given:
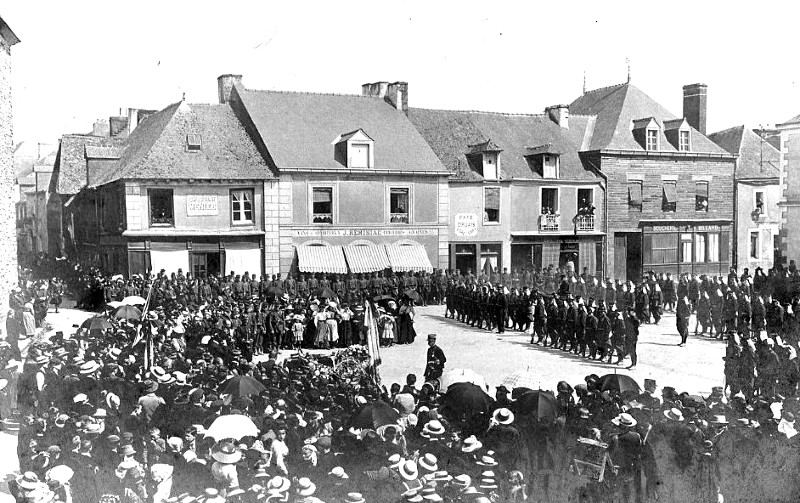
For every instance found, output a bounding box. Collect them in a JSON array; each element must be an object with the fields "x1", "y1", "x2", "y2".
[
  {"x1": 598, "y1": 374, "x2": 641, "y2": 394},
  {"x1": 81, "y1": 316, "x2": 113, "y2": 331},
  {"x1": 511, "y1": 387, "x2": 533, "y2": 399},
  {"x1": 350, "y1": 401, "x2": 401, "y2": 430},
  {"x1": 113, "y1": 305, "x2": 142, "y2": 321},
  {"x1": 373, "y1": 294, "x2": 394, "y2": 302},
  {"x1": 440, "y1": 382, "x2": 495, "y2": 418},
  {"x1": 402, "y1": 290, "x2": 422, "y2": 303},
  {"x1": 512, "y1": 390, "x2": 560, "y2": 423},
  {"x1": 315, "y1": 287, "x2": 337, "y2": 299},
  {"x1": 266, "y1": 286, "x2": 284, "y2": 297},
  {"x1": 221, "y1": 375, "x2": 268, "y2": 397}
]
